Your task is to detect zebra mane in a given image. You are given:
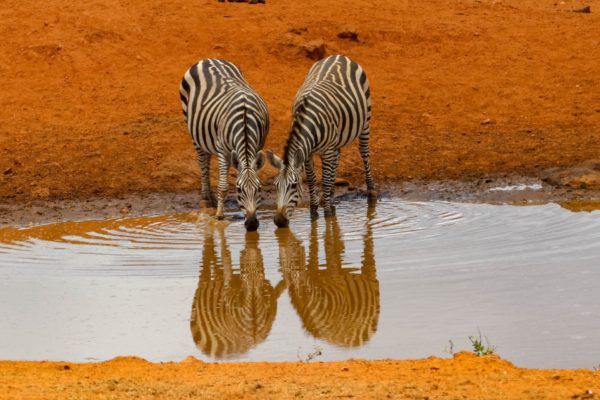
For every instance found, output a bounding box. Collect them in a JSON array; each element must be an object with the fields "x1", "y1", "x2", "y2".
[
  {"x1": 282, "y1": 98, "x2": 308, "y2": 165},
  {"x1": 242, "y1": 102, "x2": 250, "y2": 167}
]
